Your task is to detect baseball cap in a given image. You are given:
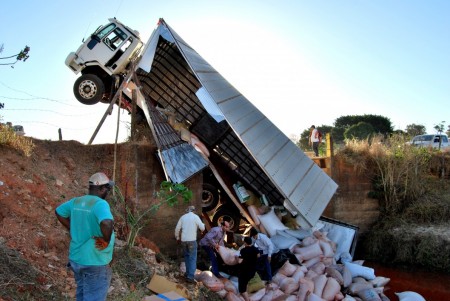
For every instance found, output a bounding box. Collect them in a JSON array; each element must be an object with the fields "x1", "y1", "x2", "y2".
[
  {"x1": 89, "y1": 172, "x2": 115, "y2": 187},
  {"x1": 185, "y1": 205, "x2": 196, "y2": 213}
]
